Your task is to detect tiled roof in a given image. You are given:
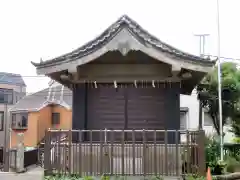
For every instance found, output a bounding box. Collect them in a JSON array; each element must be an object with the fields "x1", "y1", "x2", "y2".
[
  {"x1": 0, "y1": 72, "x2": 26, "y2": 86},
  {"x1": 10, "y1": 85, "x2": 72, "y2": 112},
  {"x1": 32, "y1": 15, "x2": 215, "y2": 68}
]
